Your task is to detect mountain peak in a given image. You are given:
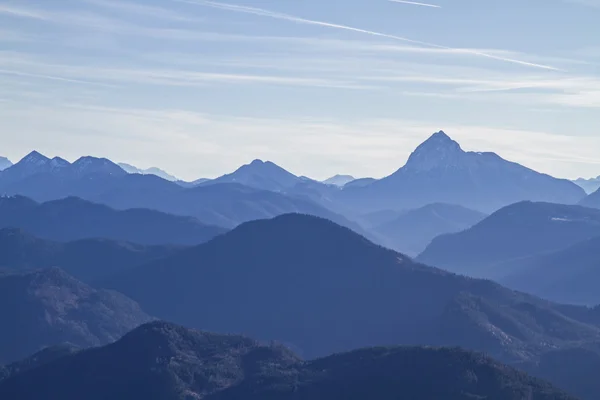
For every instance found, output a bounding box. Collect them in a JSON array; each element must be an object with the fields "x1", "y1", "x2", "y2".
[
  {"x1": 421, "y1": 130, "x2": 461, "y2": 150},
  {"x1": 72, "y1": 156, "x2": 126, "y2": 176},
  {"x1": 20, "y1": 151, "x2": 50, "y2": 166},
  {"x1": 0, "y1": 157, "x2": 12, "y2": 171},
  {"x1": 403, "y1": 131, "x2": 464, "y2": 172}
]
